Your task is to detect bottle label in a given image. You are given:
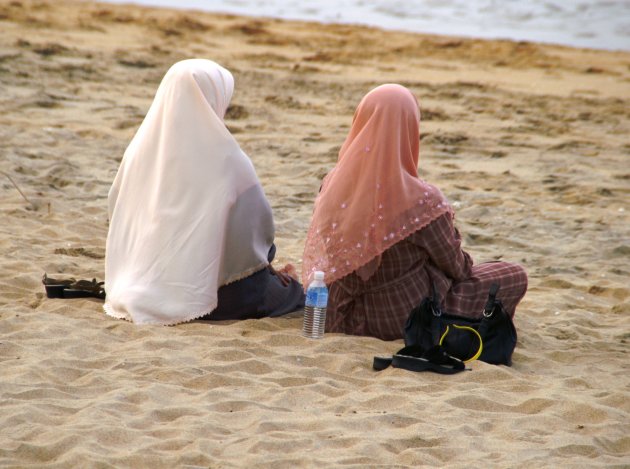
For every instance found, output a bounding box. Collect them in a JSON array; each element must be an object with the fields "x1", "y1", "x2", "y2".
[{"x1": 306, "y1": 288, "x2": 328, "y2": 308}]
